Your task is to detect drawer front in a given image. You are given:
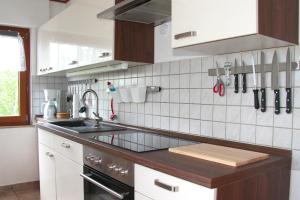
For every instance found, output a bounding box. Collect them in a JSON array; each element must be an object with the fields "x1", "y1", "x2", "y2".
[
  {"x1": 135, "y1": 164, "x2": 216, "y2": 200},
  {"x1": 53, "y1": 135, "x2": 83, "y2": 165},
  {"x1": 135, "y1": 192, "x2": 153, "y2": 200},
  {"x1": 38, "y1": 128, "x2": 54, "y2": 148}
]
